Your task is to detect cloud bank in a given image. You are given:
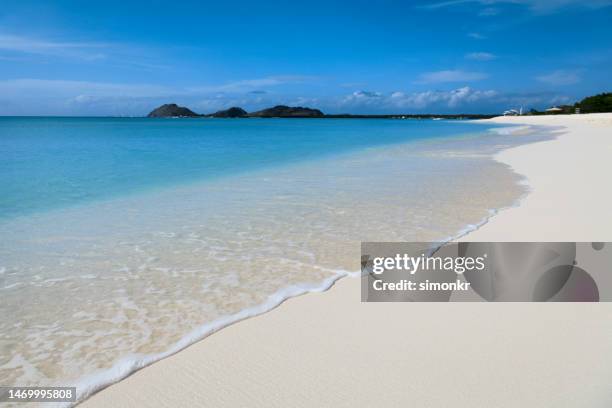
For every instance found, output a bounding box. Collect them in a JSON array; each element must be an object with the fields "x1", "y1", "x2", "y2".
[{"x1": 0, "y1": 78, "x2": 578, "y2": 116}]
